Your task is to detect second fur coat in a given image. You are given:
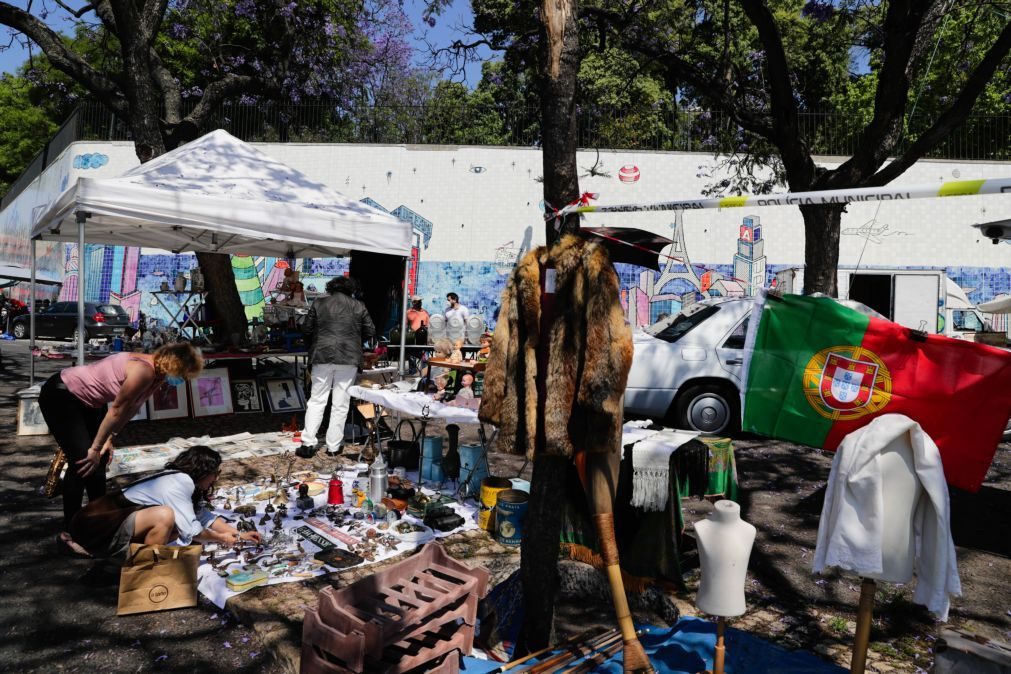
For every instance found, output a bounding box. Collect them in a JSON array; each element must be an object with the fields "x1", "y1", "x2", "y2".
[{"x1": 479, "y1": 235, "x2": 633, "y2": 459}]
